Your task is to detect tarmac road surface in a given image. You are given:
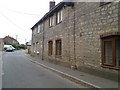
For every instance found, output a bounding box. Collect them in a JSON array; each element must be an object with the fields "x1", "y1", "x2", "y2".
[{"x1": 2, "y1": 50, "x2": 85, "y2": 88}]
